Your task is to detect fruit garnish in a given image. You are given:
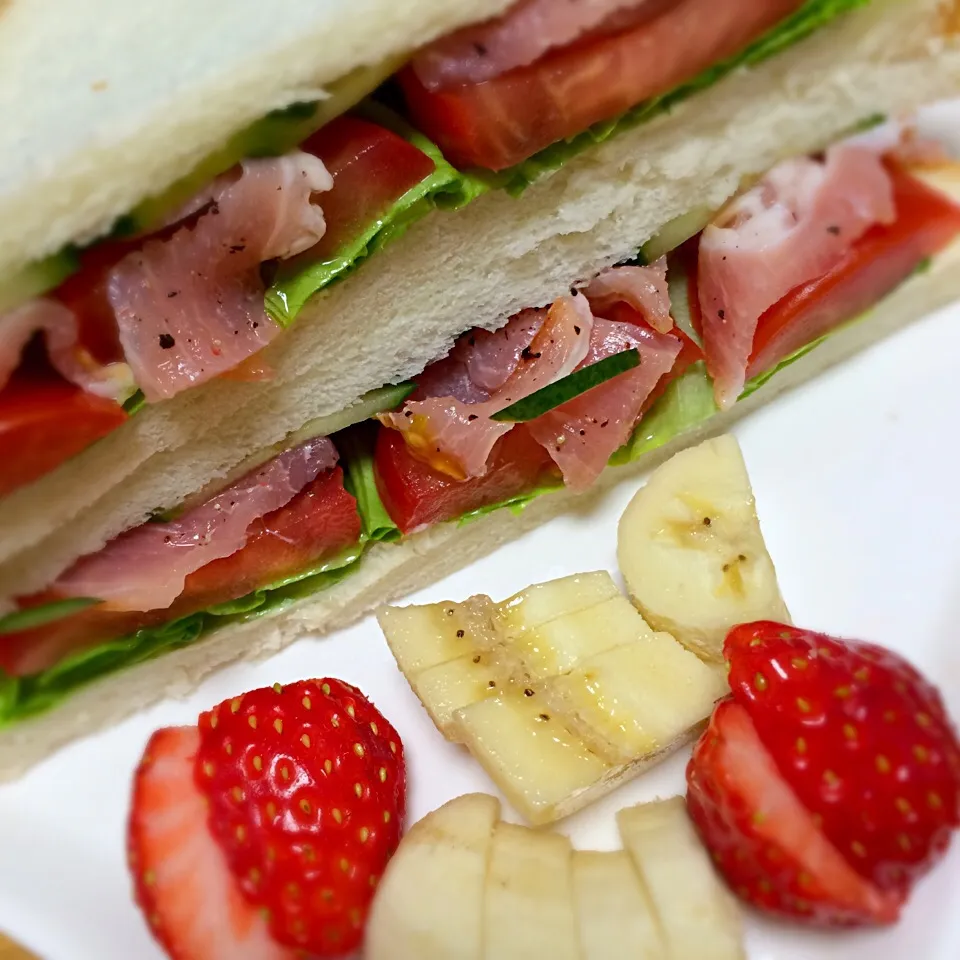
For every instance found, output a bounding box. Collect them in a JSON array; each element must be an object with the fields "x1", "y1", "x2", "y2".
[
  {"x1": 686, "y1": 622, "x2": 960, "y2": 926},
  {"x1": 128, "y1": 726, "x2": 295, "y2": 960},
  {"x1": 687, "y1": 700, "x2": 901, "y2": 926},
  {"x1": 367, "y1": 791, "x2": 746, "y2": 959},
  {"x1": 724, "y1": 622, "x2": 960, "y2": 894},
  {"x1": 617, "y1": 435, "x2": 789, "y2": 663},
  {"x1": 378, "y1": 570, "x2": 724, "y2": 824},
  {"x1": 128, "y1": 679, "x2": 405, "y2": 959}
]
